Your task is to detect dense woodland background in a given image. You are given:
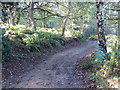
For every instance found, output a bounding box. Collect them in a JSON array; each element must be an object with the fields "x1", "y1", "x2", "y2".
[{"x1": 0, "y1": 1, "x2": 120, "y2": 88}]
